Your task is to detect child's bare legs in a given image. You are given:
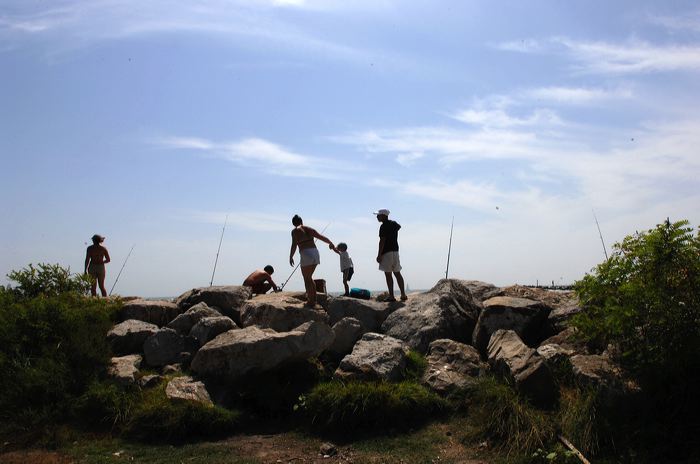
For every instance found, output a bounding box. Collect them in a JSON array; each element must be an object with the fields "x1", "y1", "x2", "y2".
[{"x1": 343, "y1": 271, "x2": 350, "y2": 296}]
